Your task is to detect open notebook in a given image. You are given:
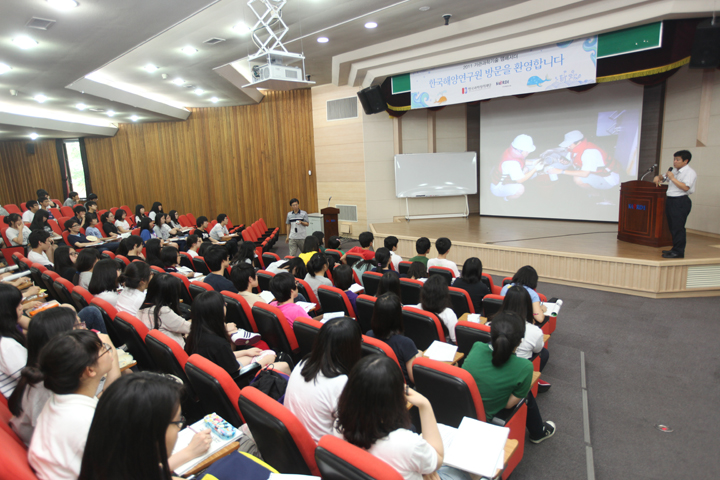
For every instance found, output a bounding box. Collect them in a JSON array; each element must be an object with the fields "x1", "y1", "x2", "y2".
[{"x1": 438, "y1": 417, "x2": 509, "y2": 478}]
